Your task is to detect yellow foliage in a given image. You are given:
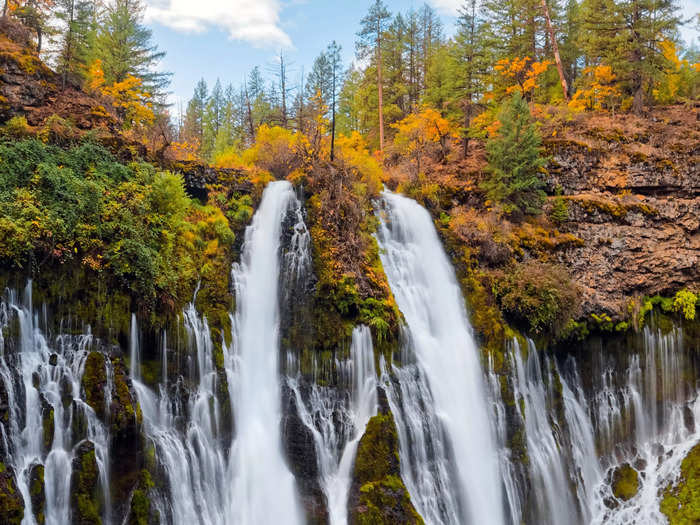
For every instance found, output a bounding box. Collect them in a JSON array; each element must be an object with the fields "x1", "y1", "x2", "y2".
[
  {"x1": 85, "y1": 60, "x2": 154, "y2": 130},
  {"x1": 653, "y1": 39, "x2": 699, "y2": 104},
  {"x1": 495, "y1": 57, "x2": 552, "y2": 98},
  {"x1": 568, "y1": 65, "x2": 621, "y2": 112},
  {"x1": 334, "y1": 132, "x2": 384, "y2": 195},
  {"x1": 170, "y1": 140, "x2": 200, "y2": 162}
]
